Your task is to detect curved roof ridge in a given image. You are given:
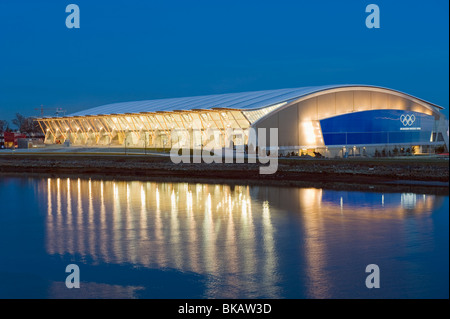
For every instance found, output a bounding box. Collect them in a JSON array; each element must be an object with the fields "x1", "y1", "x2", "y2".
[{"x1": 66, "y1": 84, "x2": 443, "y2": 117}]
